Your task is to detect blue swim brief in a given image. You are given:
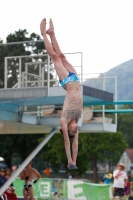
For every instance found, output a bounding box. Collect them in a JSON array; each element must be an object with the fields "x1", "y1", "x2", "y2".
[{"x1": 59, "y1": 72, "x2": 80, "y2": 88}]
